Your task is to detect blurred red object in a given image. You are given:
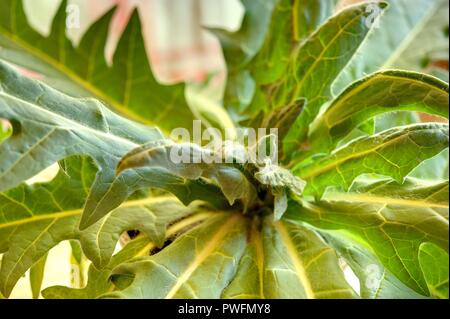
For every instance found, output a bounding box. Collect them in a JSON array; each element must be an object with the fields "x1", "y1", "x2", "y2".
[
  {"x1": 66, "y1": 0, "x2": 243, "y2": 84},
  {"x1": 21, "y1": 0, "x2": 242, "y2": 84}
]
